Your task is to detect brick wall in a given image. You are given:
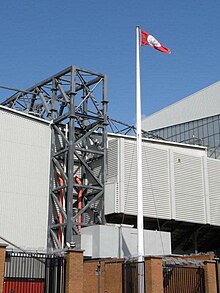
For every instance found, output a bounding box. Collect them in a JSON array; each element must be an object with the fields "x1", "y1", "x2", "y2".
[
  {"x1": 63, "y1": 250, "x2": 220, "y2": 293},
  {"x1": 204, "y1": 260, "x2": 217, "y2": 293},
  {"x1": 105, "y1": 261, "x2": 123, "y2": 293},
  {"x1": 0, "y1": 246, "x2": 218, "y2": 293},
  {"x1": 145, "y1": 257, "x2": 163, "y2": 293},
  {"x1": 65, "y1": 249, "x2": 84, "y2": 293},
  {"x1": 0, "y1": 244, "x2": 7, "y2": 293},
  {"x1": 83, "y1": 261, "x2": 105, "y2": 293},
  {"x1": 83, "y1": 259, "x2": 123, "y2": 293}
]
